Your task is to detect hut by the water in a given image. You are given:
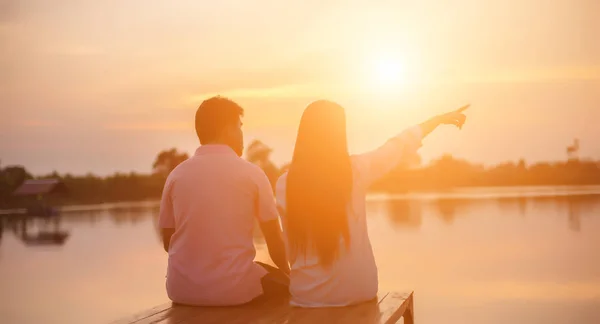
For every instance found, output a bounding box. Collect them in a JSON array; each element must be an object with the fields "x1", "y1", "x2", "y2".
[
  {"x1": 12, "y1": 179, "x2": 68, "y2": 217},
  {"x1": 12, "y1": 179, "x2": 68, "y2": 197}
]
